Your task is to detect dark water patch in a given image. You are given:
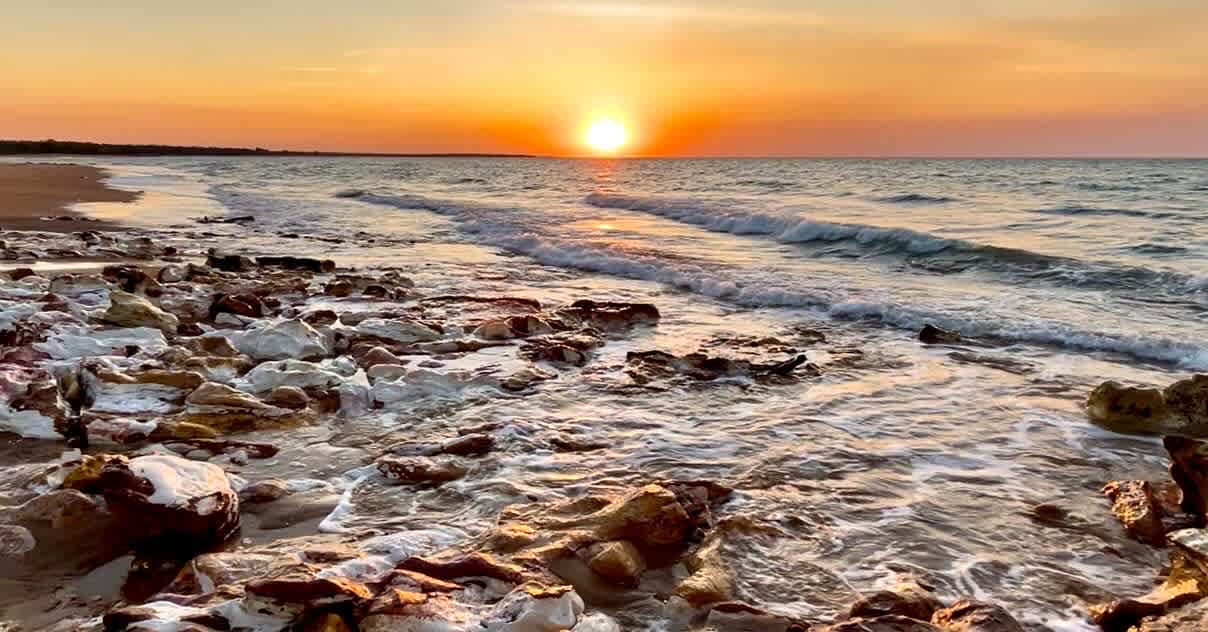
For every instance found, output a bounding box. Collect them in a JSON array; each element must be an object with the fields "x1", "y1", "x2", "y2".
[{"x1": 874, "y1": 193, "x2": 957, "y2": 204}]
